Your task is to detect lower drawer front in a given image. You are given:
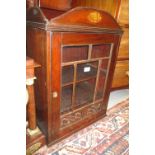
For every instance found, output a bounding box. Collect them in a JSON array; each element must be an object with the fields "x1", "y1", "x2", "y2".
[{"x1": 112, "y1": 60, "x2": 129, "y2": 88}]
